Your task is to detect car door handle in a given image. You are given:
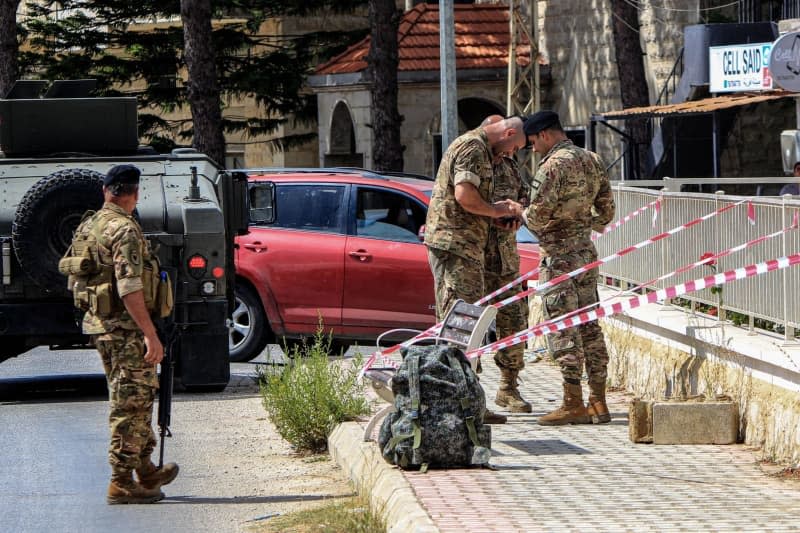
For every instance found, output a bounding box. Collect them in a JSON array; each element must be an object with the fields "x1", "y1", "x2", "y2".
[
  {"x1": 348, "y1": 250, "x2": 372, "y2": 262},
  {"x1": 243, "y1": 242, "x2": 267, "y2": 253}
]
